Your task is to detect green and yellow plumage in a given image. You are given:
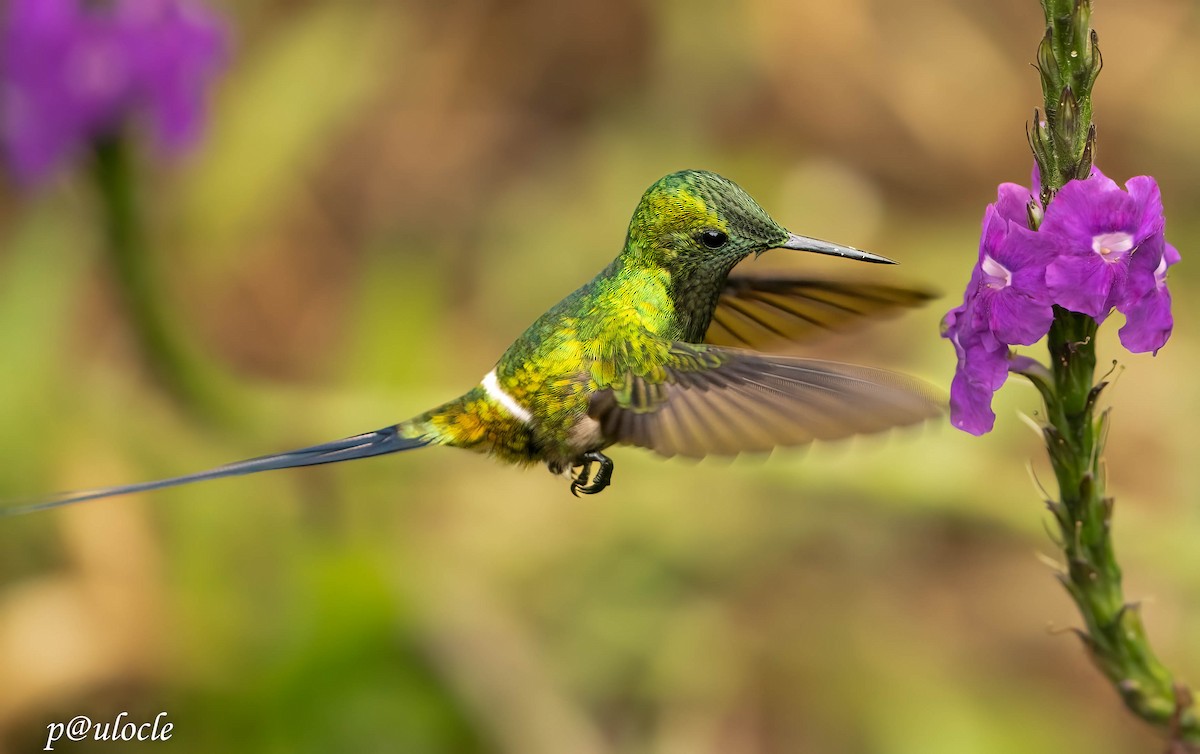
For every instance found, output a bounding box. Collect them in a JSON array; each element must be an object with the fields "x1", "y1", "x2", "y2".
[{"x1": 6, "y1": 170, "x2": 943, "y2": 513}]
